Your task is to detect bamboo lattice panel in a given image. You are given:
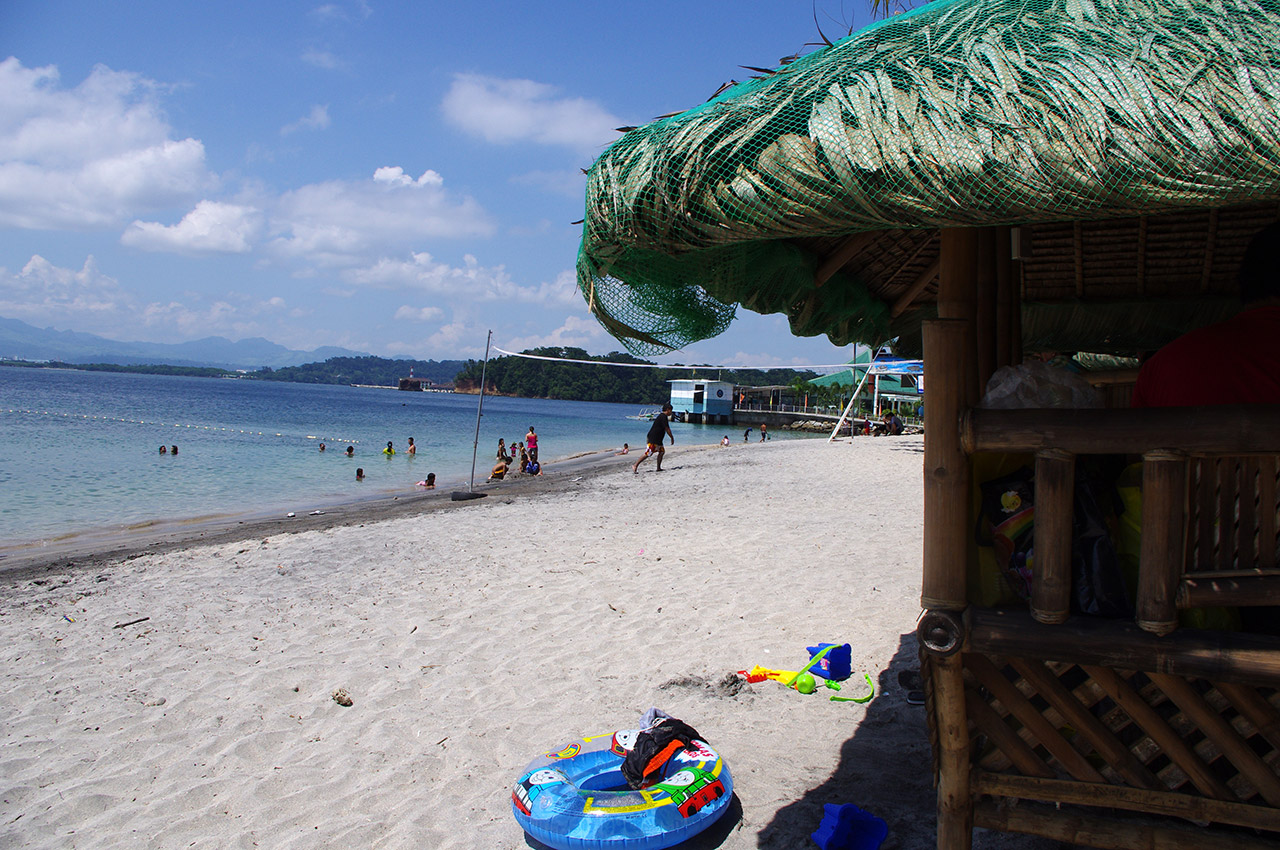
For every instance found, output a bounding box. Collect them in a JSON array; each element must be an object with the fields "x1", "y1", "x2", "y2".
[{"x1": 963, "y1": 653, "x2": 1280, "y2": 827}]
